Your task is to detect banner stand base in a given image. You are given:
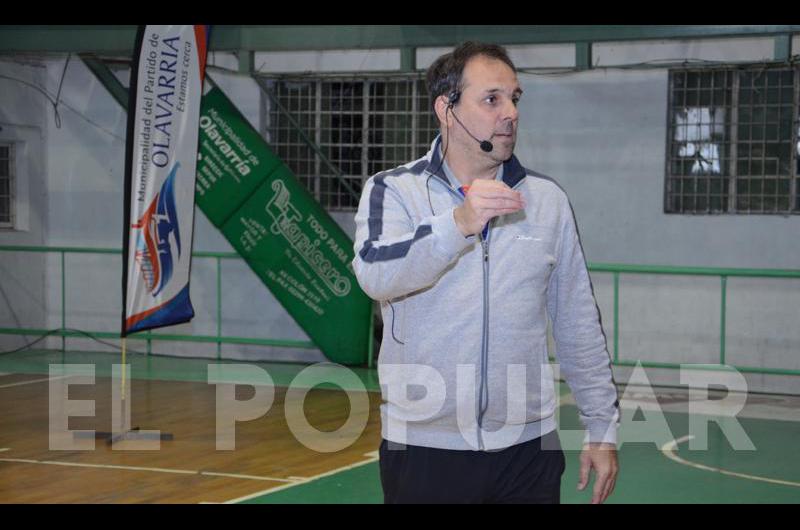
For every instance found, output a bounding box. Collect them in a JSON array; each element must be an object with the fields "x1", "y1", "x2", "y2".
[{"x1": 75, "y1": 428, "x2": 174, "y2": 445}]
